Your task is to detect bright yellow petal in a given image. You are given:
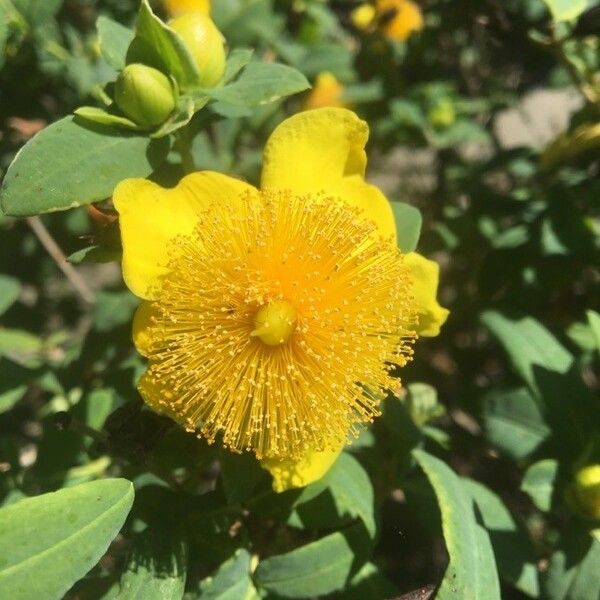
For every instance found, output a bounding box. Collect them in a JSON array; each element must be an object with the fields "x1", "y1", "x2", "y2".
[
  {"x1": 261, "y1": 108, "x2": 368, "y2": 194},
  {"x1": 132, "y1": 301, "x2": 159, "y2": 357},
  {"x1": 405, "y1": 252, "x2": 449, "y2": 337},
  {"x1": 261, "y1": 444, "x2": 344, "y2": 493},
  {"x1": 328, "y1": 174, "x2": 396, "y2": 240},
  {"x1": 114, "y1": 172, "x2": 257, "y2": 300}
]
